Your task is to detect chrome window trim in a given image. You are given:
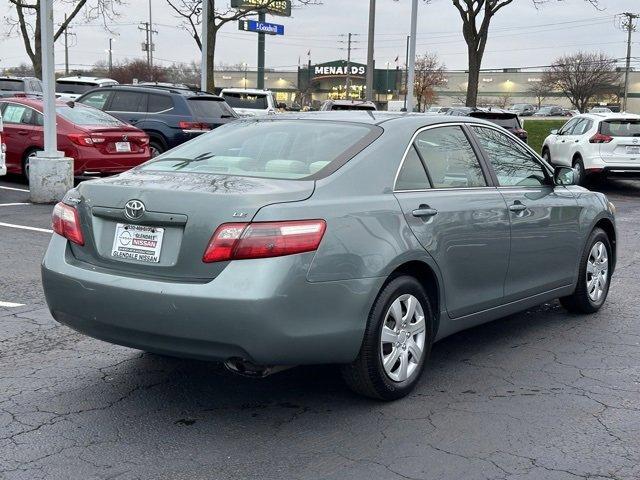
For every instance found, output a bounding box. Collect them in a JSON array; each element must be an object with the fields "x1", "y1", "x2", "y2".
[
  {"x1": 395, "y1": 186, "x2": 497, "y2": 194},
  {"x1": 392, "y1": 122, "x2": 491, "y2": 193}
]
